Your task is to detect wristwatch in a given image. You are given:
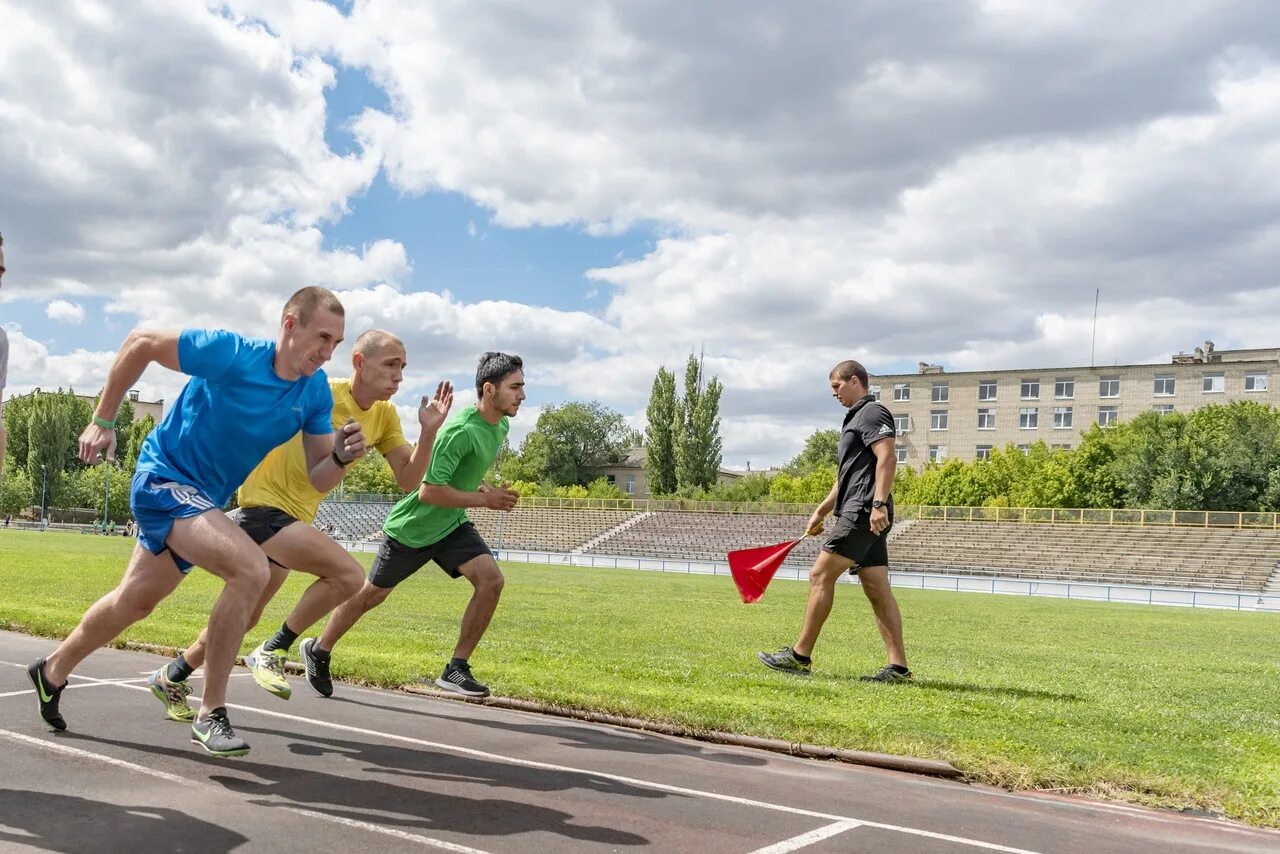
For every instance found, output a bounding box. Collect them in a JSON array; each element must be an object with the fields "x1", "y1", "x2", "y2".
[{"x1": 872, "y1": 499, "x2": 889, "y2": 509}]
